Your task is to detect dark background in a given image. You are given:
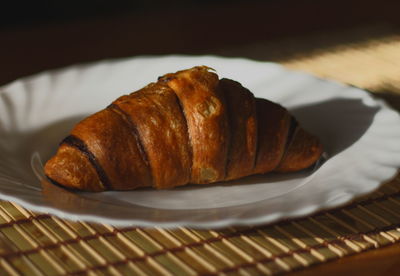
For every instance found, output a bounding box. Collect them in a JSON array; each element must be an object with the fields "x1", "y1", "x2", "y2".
[
  {"x1": 1, "y1": 0, "x2": 400, "y2": 85},
  {"x1": 1, "y1": 1, "x2": 223, "y2": 28},
  {"x1": 3, "y1": 0, "x2": 400, "y2": 30}
]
